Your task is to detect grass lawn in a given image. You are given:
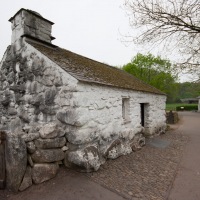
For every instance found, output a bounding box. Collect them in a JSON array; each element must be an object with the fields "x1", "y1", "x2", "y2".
[{"x1": 166, "y1": 103, "x2": 198, "y2": 111}]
